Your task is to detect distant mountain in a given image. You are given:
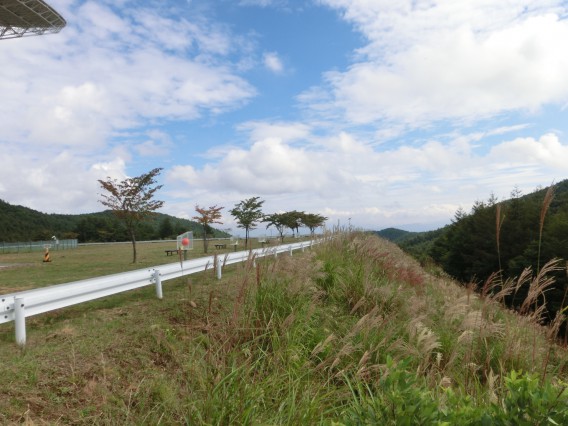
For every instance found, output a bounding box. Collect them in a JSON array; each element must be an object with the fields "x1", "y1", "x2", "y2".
[
  {"x1": 374, "y1": 227, "x2": 447, "y2": 262},
  {"x1": 375, "y1": 227, "x2": 416, "y2": 243},
  {"x1": 0, "y1": 199, "x2": 229, "y2": 242}
]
